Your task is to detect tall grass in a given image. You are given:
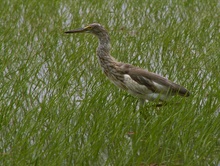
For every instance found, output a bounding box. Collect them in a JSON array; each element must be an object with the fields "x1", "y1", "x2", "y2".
[{"x1": 1, "y1": 0, "x2": 219, "y2": 165}]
